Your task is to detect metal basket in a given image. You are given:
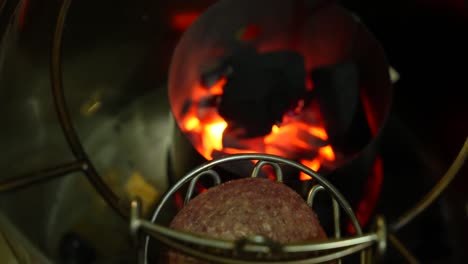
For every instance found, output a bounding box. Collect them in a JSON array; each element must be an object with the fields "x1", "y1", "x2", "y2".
[{"x1": 132, "y1": 154, "x2": 387, "y2": 264}]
